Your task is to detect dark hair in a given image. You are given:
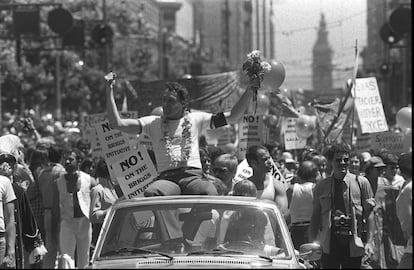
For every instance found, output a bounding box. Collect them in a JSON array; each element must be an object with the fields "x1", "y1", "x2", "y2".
[
  {"x1": 79, "y1": 158, "x2": 95, "y2": 174},
  {"x1": 207, "y1": 145, "x2": 224, "y2": 164},
  {"x1": 94, "y1": 157, "x2": 110, "y2": 178},
  {"x1": 48, "y1": 145, "x2": 62, "y2": 163},
  {"x1": 323, "y1": 143, "x2": 351, "y2": 161},
  {"x1": 233, "y1": 180, "x2": 257, "y2": 197},
  {"x1": 29, "y1": 147, "x2": 49, "y2": 172},
  {"x1": 297, "y1": 161, "x2": 318, "y2": 183},
  {"x1": 62, "y1": 148, "x2": 82, "y2": 162},
  {"x1": 164, "y1": 82, "x2": 190, "y2": 109},
  {"x1": 246, "y1": 145, "x2": 268, "y2": 165}
]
